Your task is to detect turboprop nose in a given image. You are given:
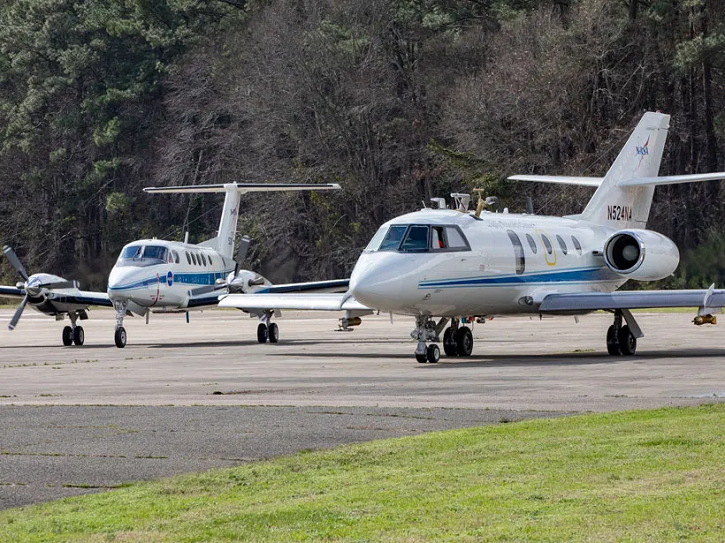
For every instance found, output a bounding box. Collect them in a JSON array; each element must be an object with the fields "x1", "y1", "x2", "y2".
[
  {"x1": 107, "y1": 266, "x2": 141, "y2": 300},
  {"x1": 349, "y1": 253, "x2": 415, "y2": 311}
]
